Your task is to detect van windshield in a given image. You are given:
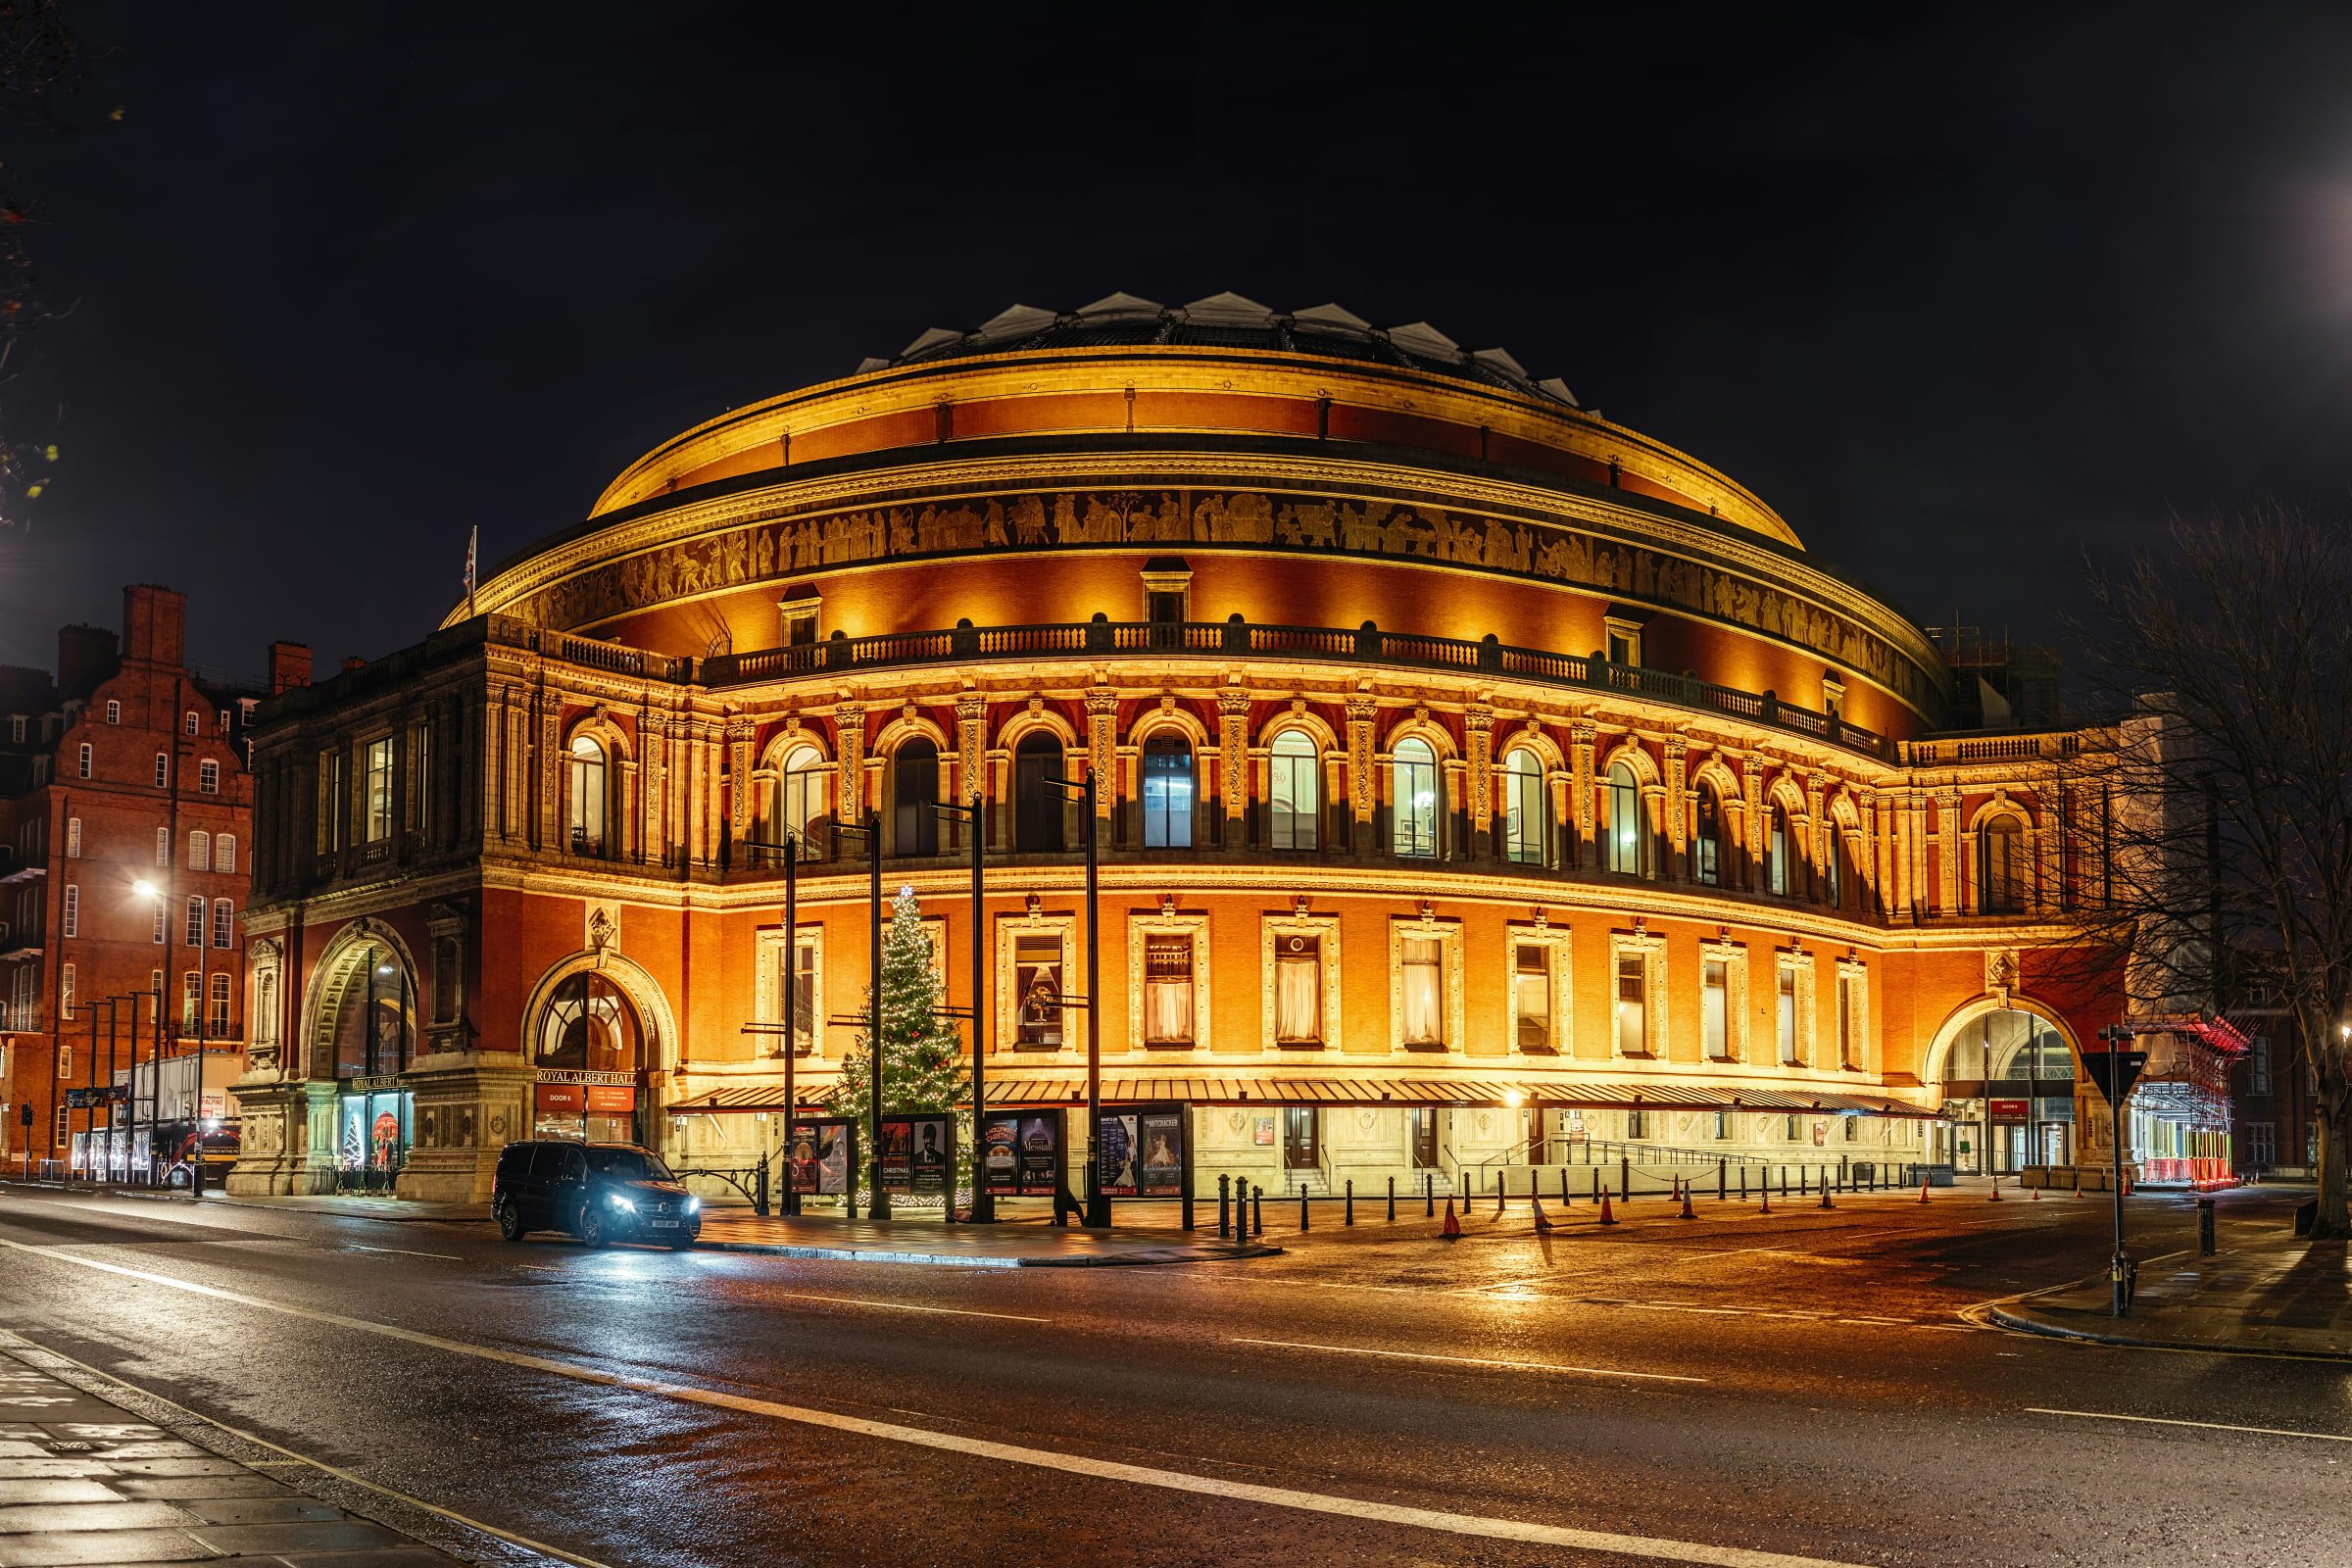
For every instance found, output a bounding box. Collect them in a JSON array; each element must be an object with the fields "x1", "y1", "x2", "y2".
[{"x1": 586, "y1": 1148, "x2": 675, "y2": 1183}]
